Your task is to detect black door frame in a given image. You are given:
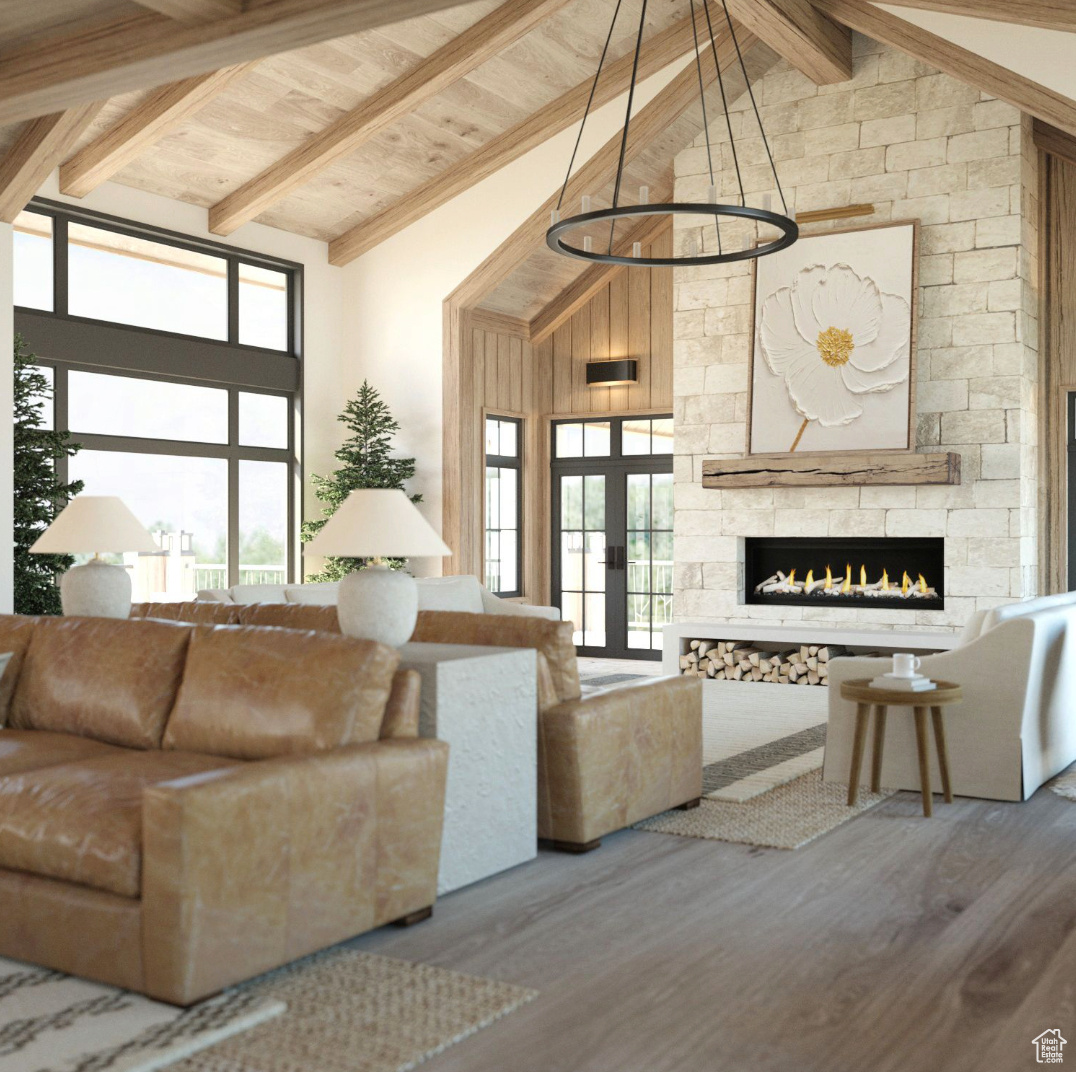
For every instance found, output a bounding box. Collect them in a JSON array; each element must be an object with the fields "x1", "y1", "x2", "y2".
[{"x1": 550, "y1": 415, "x2": 673, "y2": 661}]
